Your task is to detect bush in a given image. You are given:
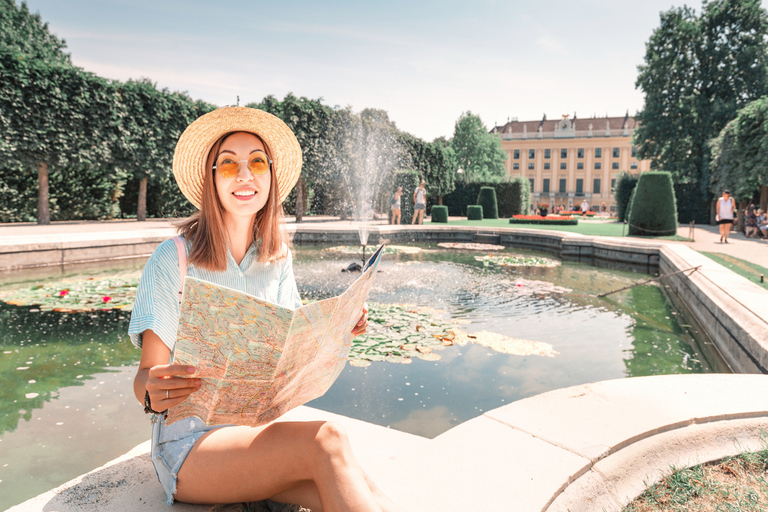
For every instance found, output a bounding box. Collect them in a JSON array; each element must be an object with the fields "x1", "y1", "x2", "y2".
[
  {"x1": 615, "y1": 172, "x2": 638, "y2": 222},
  {"x1": 431, "y1": 205, "x2": 448, "y2": 223},
  {"x1": 476, "y1": 186, "x2": 499, "y2": 219},
  {"x1": 440, "y1": 178, "x2": 529, "y2": 217},
  {"x1": 627, "y1": 171, "x2": 678, "y2": 236},
  {"x1": 467, "y1": 205, "x2": 483, "y2": 220}
]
